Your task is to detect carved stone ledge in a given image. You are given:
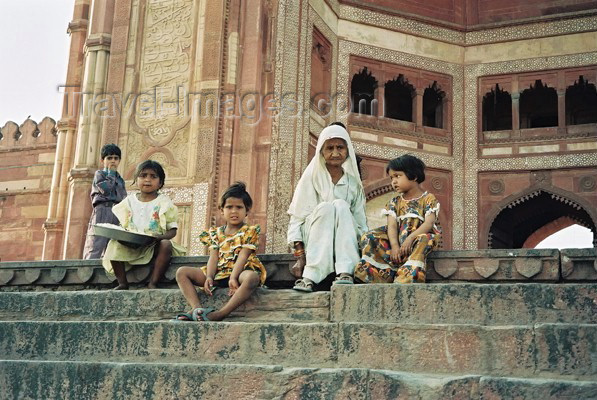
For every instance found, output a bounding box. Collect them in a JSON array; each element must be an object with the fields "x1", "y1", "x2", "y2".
[
  {"x1": 2, "y1": 251, "x2": 596, "y2": 290},
  {"x1": 0, "y1": 255, "x2": 297, "y2": 289},
  {"x1": 561, "y1": 248, "x2": 597, "y2": 281},
  {"x1": 427, "y1": 249, "x2": 560, "y2": 281}
]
